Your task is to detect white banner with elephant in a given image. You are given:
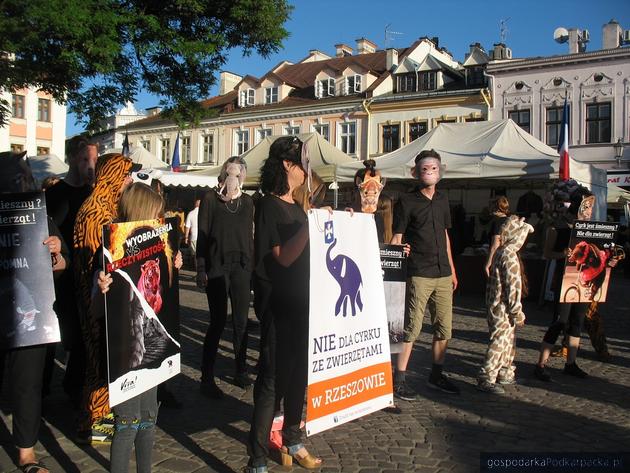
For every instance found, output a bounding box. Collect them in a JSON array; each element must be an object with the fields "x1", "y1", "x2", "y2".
[{"x1": 306, "y1": 210, "x2": 393, "y2": 436}]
